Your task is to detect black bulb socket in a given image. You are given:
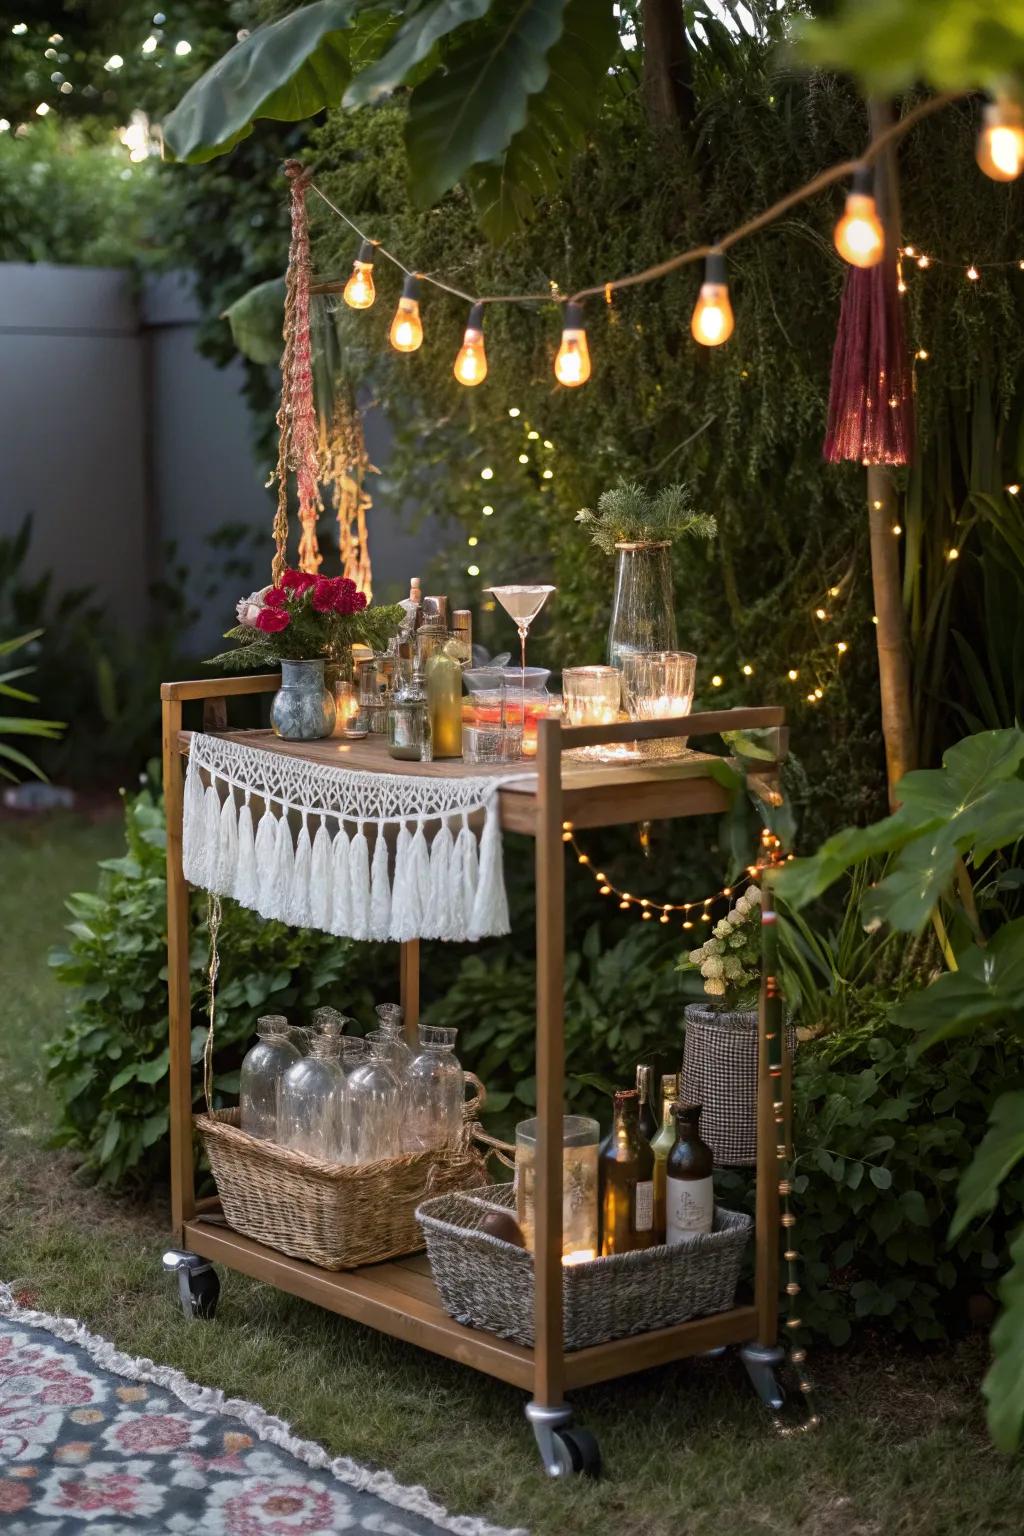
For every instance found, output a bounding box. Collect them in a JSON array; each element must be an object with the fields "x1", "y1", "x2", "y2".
[
  {"x1": 356, "y1": 239, "x2": 376, "y2": 265},
  {"x1": 401, "y1": 273, "x2": 420, "y2": 302},
  {"x1": 850, "y1": 163, "x2": 875, "y2": 198},
  {"x1": 466, "y1": 301, "x2": 485, "y2": 332},
  {"x1": 704, "y1": 250, "x2": 728, "y2": 286},
  {"x1": 562, "y1": 301, "x2": 585, "y2": 331}
]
